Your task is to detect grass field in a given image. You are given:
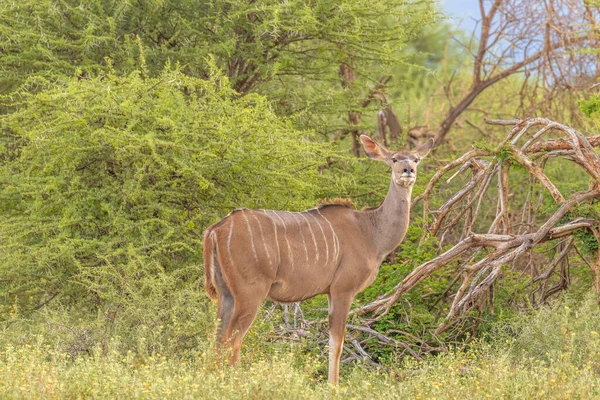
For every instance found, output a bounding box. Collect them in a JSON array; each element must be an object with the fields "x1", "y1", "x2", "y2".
[{"x1": 2, "y1": 294, "x2": 600, "y2": 399}]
